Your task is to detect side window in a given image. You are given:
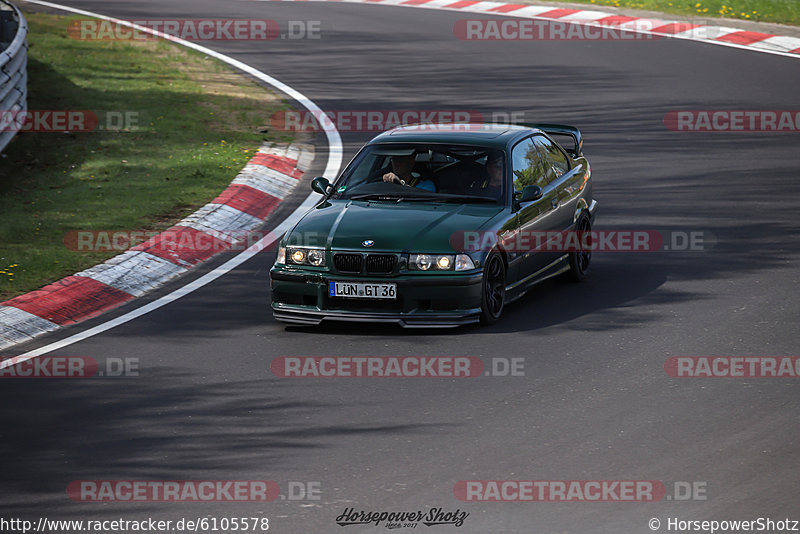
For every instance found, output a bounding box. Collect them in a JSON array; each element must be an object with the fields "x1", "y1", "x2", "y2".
[
  {"x1": 511, "y1": 138, "x2": 547, "y2": 193},
  {"x1": 533, "y1": 135, "x2": 570, "y2": 183}
]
